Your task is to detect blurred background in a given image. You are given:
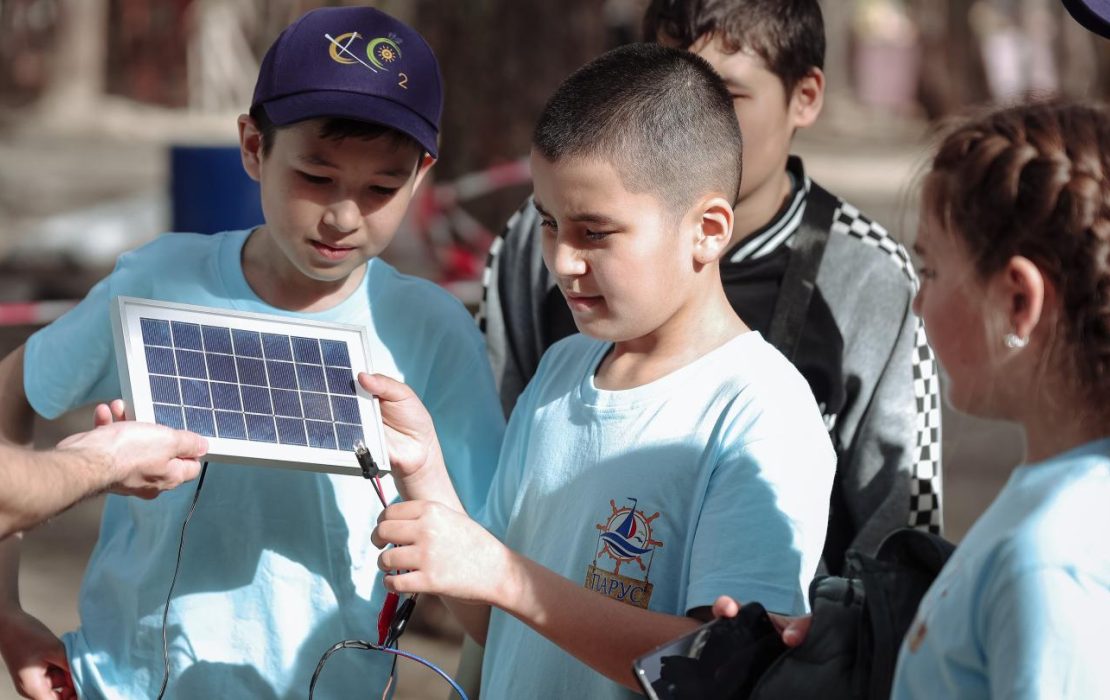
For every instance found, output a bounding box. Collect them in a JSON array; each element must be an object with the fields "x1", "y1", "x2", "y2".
[{"x1": 1, "y1": 1, "x2": 1107, "y2": 698}]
